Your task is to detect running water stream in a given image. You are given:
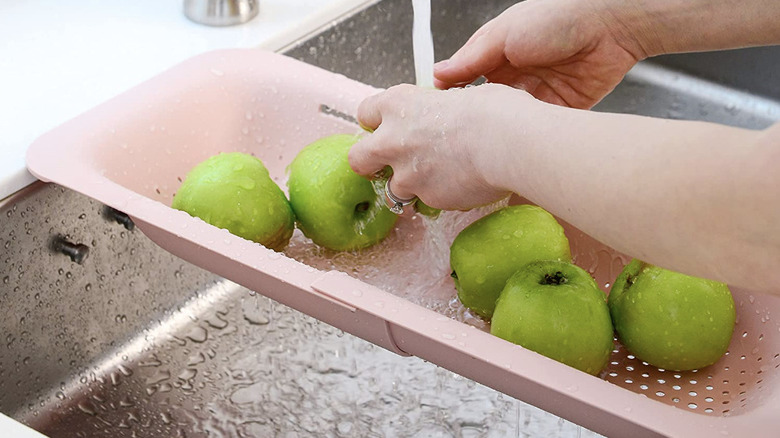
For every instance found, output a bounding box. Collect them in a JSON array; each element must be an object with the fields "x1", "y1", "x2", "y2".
[{"x1": 411, "y1": 0, "x2": 435, "y2": 88}]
